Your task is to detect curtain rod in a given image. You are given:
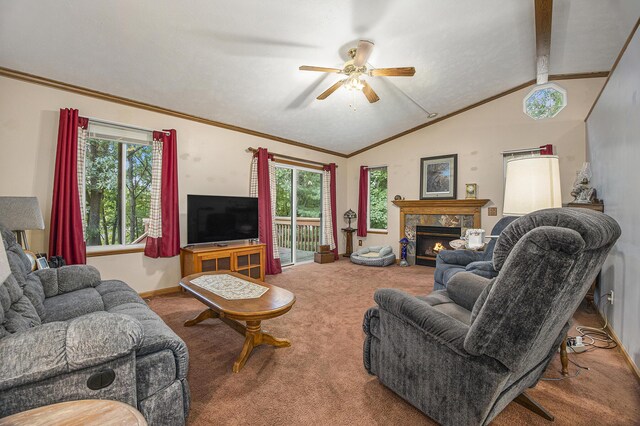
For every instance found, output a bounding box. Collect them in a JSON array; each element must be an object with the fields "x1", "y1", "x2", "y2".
[
  {"x1": 501, "y1": 147, "x2": 543, "y2": 155},
  {"x1": 246, "y1": 147, "x2": 337, "y2": 168},
  {"x1": 85, "y1": 116, "x2": 169, "y2": 134}
]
